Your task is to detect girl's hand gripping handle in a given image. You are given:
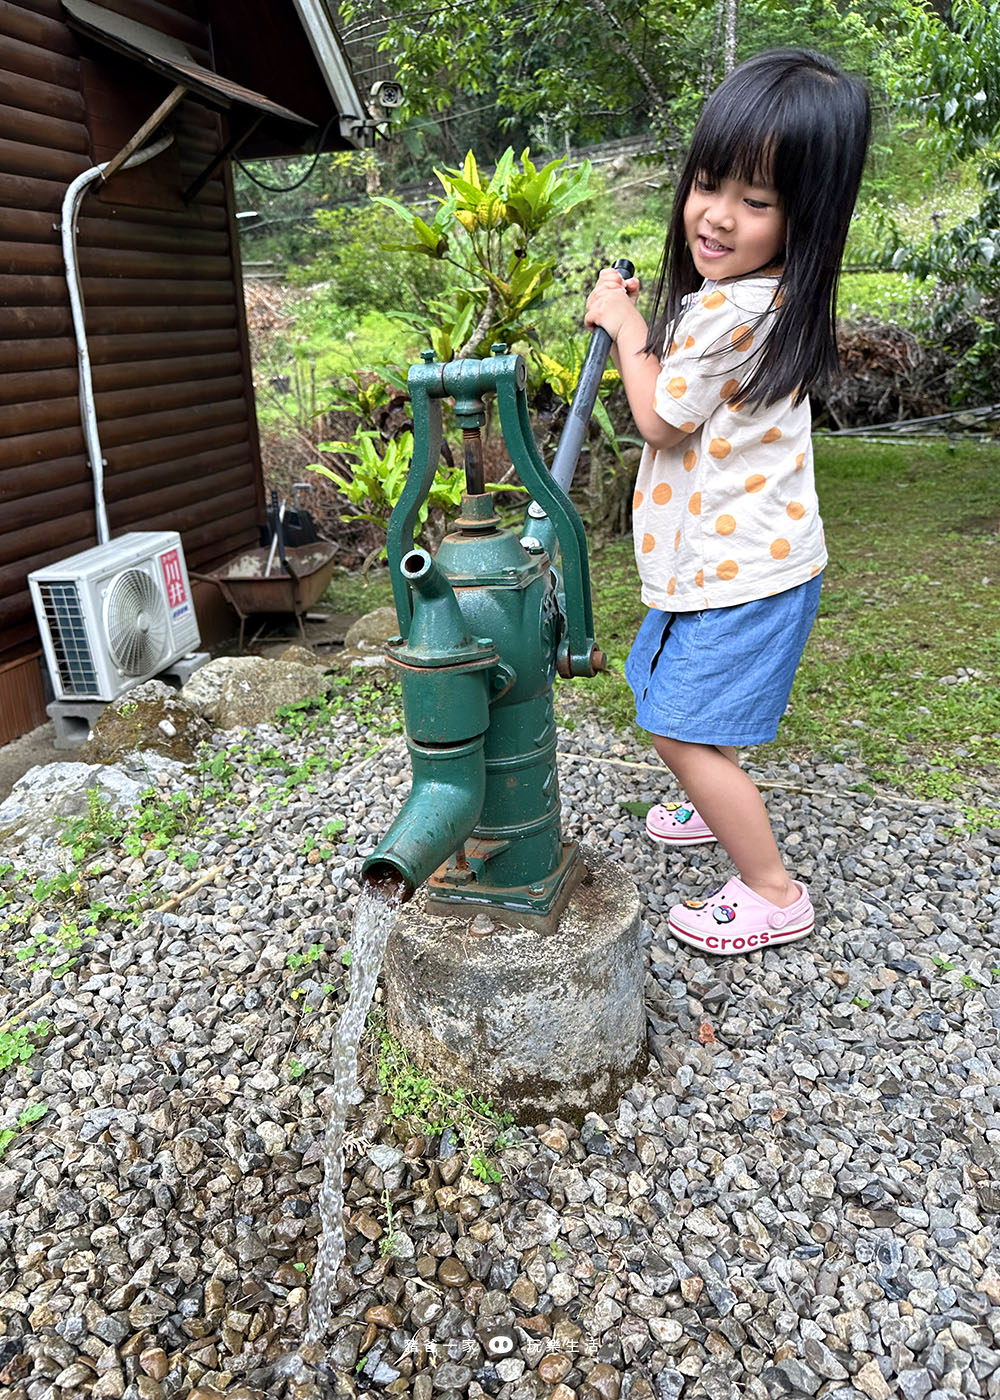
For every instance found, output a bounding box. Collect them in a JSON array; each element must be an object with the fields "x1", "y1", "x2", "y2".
[{"x1": 549, "y1": 257, "x2": 635, "y2": 492}]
